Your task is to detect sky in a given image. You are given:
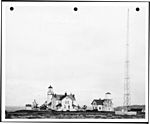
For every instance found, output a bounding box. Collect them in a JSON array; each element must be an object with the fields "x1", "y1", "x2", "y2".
[{"x1": 3, "y1": 2, "x2": 148, "y2": 107}]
